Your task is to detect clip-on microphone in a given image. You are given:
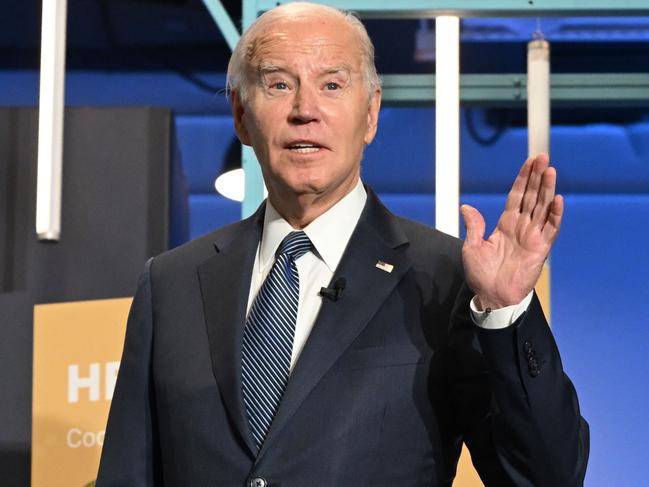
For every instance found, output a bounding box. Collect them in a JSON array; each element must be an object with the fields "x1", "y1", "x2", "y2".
[{"x1": 319, "y1": 277, "x2": 346, "y2": 301}]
